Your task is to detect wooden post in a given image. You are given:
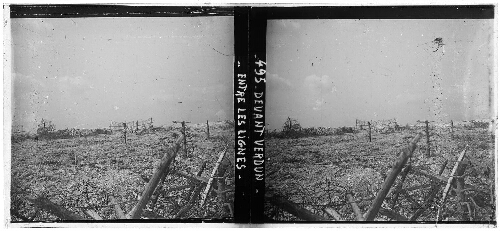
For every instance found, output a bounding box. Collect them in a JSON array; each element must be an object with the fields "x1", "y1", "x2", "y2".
[
  {"x1": 436, "y1": 146, "x2": 468, "y2": 221},
  {"x1": 456, "y1": 162, "x2": 468, "y2": 220},
  {"x1": 323, "y1": 208, "x2": 342, "y2": 221},
  {"x1": 425, "y1": 120, "x2": 430, "y2": 157},
  {"x1": 364, "y1": 133, "x2": 423, "y2": 221},
  {"x1": 491, "y1": 172, "x2": 495, "y2": 211},
  {"x1": 200, "y1": 147, "x2": 228, "y2": 207},
  {"x1": 323, "y1": 207, "x2": 343, "y2": 221},
  {"x1": 206, "y1": 120, "x2": 210, "y2": 138},
  {"x1": 175, "y1": 161, "x2": 208, "y2": 218},
  {"x1": 185, "y1": 161, "x2": 208, "y2": 201},
  {"x1": 410, "y1": 160, "x2": 448, "y2": 221},
  {"x1": 391, "y1": 164, "x2": 412, "y2": 208},
  {"x1": 368, "y1": 122, "x2": 372, "y2": 142},
  {"x1": 123, "y1": 122, "x2": 127, "y2": 144},
  {"x1": 347, "y1": 193, "x2": 364, "y2": 221},
  {"x1": 214, "y1": 158, "x2": 230, "y2": 217},
  {"x1": 440, "y1": 147, "x2": 468, "y2": 205},
  {"x1": 173, "y1": 120, "x2": 191, "y2": 157},
  {"x1": 127, "y1": 134, "x2": 184, "y2": 219},
  {"x1": 417, "y1": 120, "x2": 432, "y2": 157},
  {"x1": 150, "y1": 162, "x2": 173, "y2": 208},
  {"x1": 109, "y1": 196, "x2": 126, "y2": 219},
  {"x1": 182, "y1": 121, "x2": 187, "y2": 157},
  {"x1": 450, "y1": 120, "x2": 454, "y2": 135},
  {"x1": 26, "y1": 196, "x2": 85, "y2": 220},
  {"x1": 84, "y1": 209, "x2": 103, "y2": 220},
  {"x1": 266, "y1": 194, "x2": 328, "y2": 221},
  {"x1": 438, "y1": 159, "x2": 448, "y2": 175},
  {"x1": 174, "y1": 182, "x2": 205, "y2": 218}
]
